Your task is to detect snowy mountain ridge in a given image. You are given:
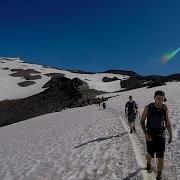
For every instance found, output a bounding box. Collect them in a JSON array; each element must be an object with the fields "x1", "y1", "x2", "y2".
[
  {"x1": 0, "y1": 57, "x2": 179, "y2": 180},
  {"x1": 0, "y1": 57, "x2": 129, "y2": 101}
]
